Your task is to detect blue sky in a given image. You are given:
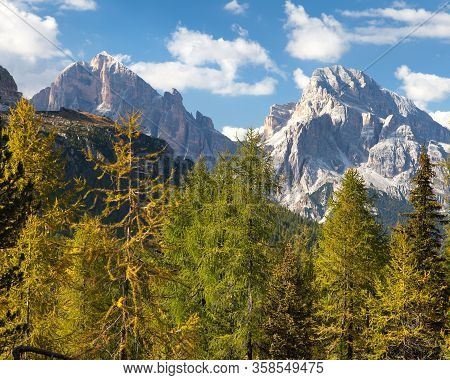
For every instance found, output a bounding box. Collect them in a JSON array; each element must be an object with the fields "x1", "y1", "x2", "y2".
[{"x1": 1, "y1": 0, "x2": 450, "y2": 137}]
